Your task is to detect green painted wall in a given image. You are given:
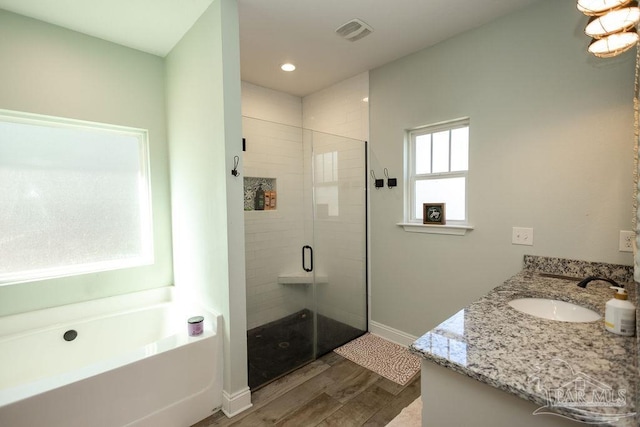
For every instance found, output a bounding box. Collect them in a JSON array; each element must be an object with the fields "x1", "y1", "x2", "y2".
[
  {"x1": 166, "y1": 0, "x2": 248, "y2": 404},
  {"x1": 369, "y1": 0, "x2": 636, "y2": 336},
  {"x1": 0, "y1": 9, "x2": 173, "y2": 316}
]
